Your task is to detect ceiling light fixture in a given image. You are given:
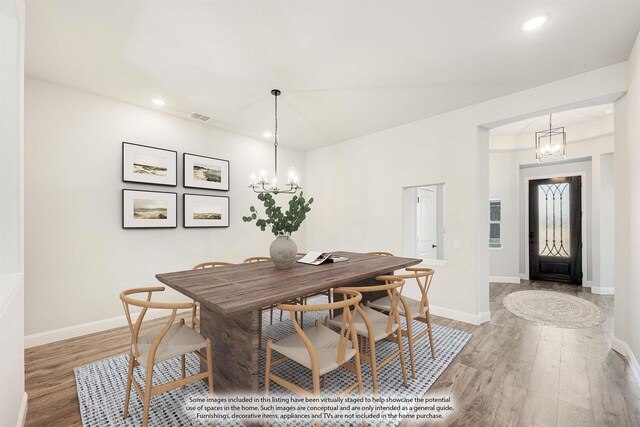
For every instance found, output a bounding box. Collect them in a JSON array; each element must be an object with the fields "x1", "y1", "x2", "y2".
[
  {"x1": 535, "y1": 113, "x2": 566, "y2": 162},
  {"x1": 151, "y1": 98, "x2": 165, "y2": 106},
  {"x1": 522, "y1": 15, "x2": 547, "y2": 31},
  {"x1": 249, "y1": 89, "x2": 301, "y2": 195}
]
